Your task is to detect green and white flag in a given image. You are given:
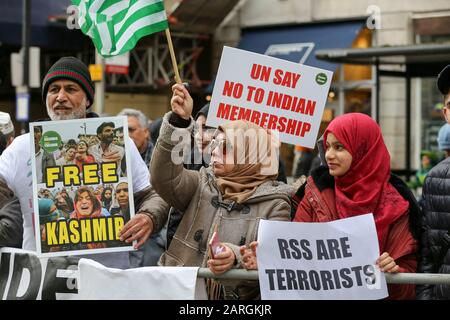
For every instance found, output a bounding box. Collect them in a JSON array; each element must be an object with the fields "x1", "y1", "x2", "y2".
[{"x1": 72, "y1": 0, "x2": 168, "y2": 57}]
